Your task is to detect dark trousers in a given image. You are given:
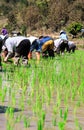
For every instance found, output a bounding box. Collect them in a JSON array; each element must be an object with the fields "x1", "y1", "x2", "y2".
[
  {"x1": 14, "y1": 39, "x2": 31, "y2": 65},
  {"x1": 42, "y1": 49, "x2": 54, "y2": 58},
  {"x1": 56, "y1": 42, "x2": 69, "y2": 54},
  {"x1": 15, "y1": 39, "x2": 31, "y2": 59},
  {"x1": 68, "y1": 44, "x2": 76, "y2": 53}
]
